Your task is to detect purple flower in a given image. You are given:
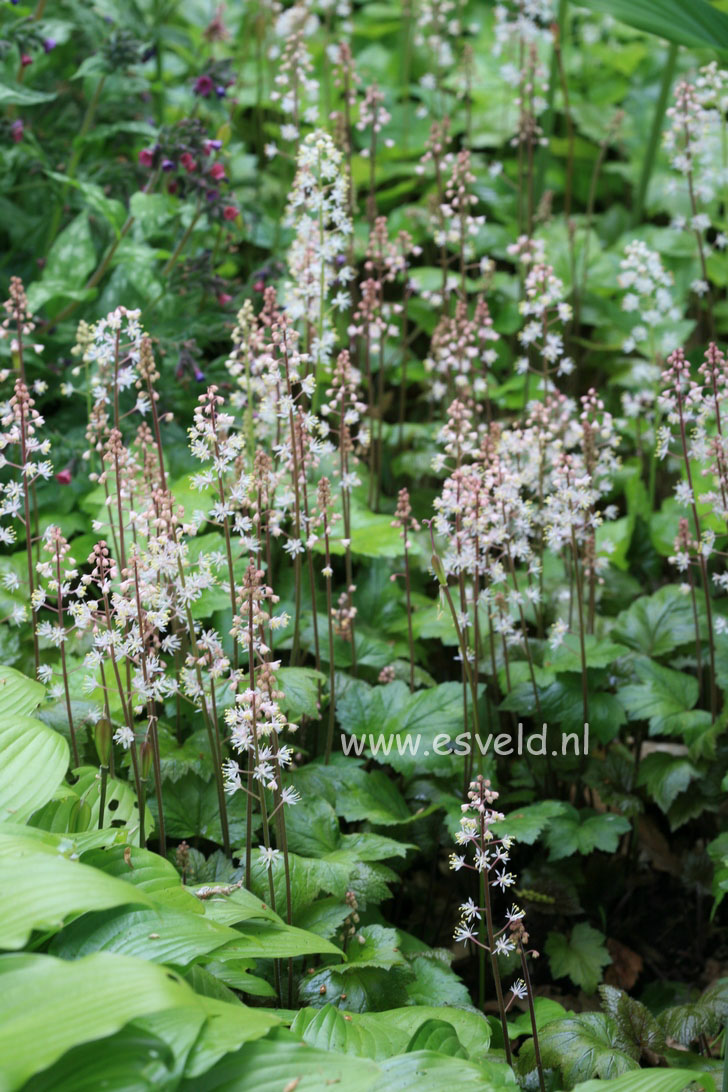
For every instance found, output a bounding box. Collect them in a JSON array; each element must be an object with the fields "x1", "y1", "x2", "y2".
[
  {"x1": 43, "y1": 38, "x2": 57, "y2": 53},
  {"x1": 194, "y1": 74, "x2": 214, "y2": 97},
  {"x1": 161, "y1": 158, "x2": 175, "y2": 171},
  {"x1": 215, "y1": 85, "x2": 226, "y2": 98},
  {"x1": 193, "y1": 366, "x2": 205, "y2": 382}
]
